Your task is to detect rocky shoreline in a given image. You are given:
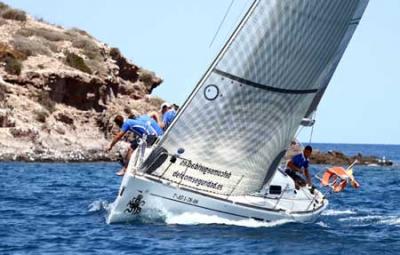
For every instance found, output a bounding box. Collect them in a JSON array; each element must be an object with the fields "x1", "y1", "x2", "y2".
[{"x1": 0, "y1": 149, "x2": 113, "y2": 162}]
